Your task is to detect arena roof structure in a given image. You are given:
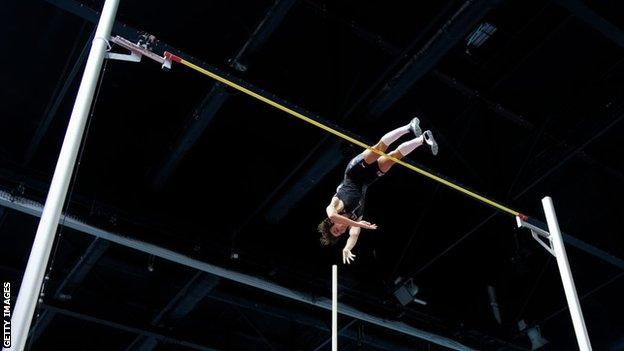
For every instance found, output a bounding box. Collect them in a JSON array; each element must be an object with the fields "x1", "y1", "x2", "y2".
[{"x1": 1, "y1": 0, "x2": 624, "y2": 350}]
